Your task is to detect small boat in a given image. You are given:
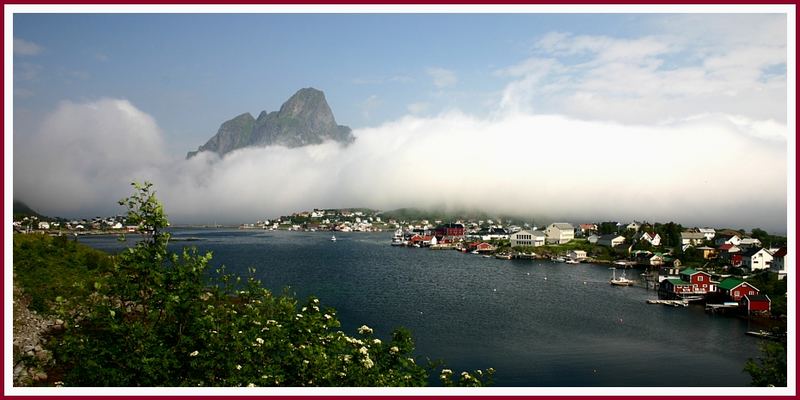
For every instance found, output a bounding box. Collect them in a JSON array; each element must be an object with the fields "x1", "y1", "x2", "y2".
[
  {"x1": 552, "y1": 256, "x2": 566, "y2": 262},
  {"x1": 495, "y1": 253, "x2": 512, "y2": 260},
  {"x1": 331, "y1": 235, "x2": 337, "y2": 242},
  {"x1": 609, "y1": 267, "x2": 634, "y2": 286},
  {"x1": 745, "y1": 330, "x2": 785, "y2": 341},
  {"x1": 565, "y1": 259, "x2": 579, "y2": 264},
  {"x1": 391, "y1": 229, "x2": 404, "y2": 246},
  {"x1": 471, "y1": 250, "x2": 479, "y2": 255}
]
